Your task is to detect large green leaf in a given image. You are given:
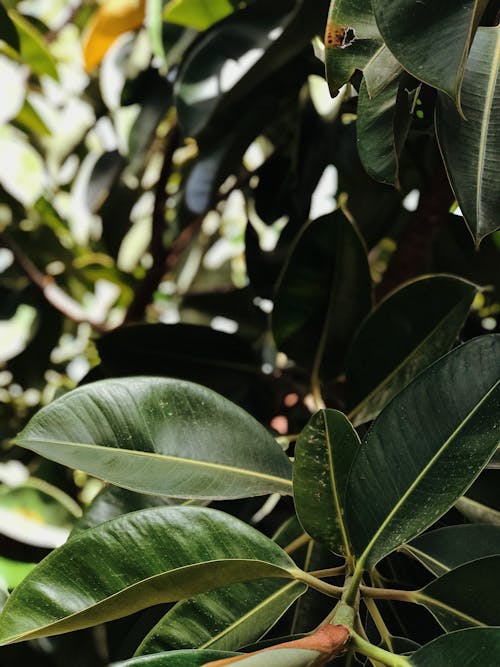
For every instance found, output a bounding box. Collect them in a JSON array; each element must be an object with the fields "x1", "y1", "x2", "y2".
[
  {"x1": 415, "y1": 555, "x2": 500, "y2": 630},
  {"x1": 324, "y1": 0, "x2": 383, "y2": 96},
  {"x1": 346, "y1": 275, "x2": 478, "y2": 425},
  {"x1": 436, "y1": 26, "x2": 500, "y2": 244},
  {"x1": 175, "y1": 0, "x2": 322, "y2": 139},
  {"x1": 293, "y1": 409, "x2": 359, "y2": 557},
  {"x1": 402, "y1": 524, "x2": 500, "y2": 576},
  {"x1": 112, "y1": 650, "x2": 240, "y2": 666},
  {"x1": 0, "y1": 506, "x2": 301, "y2": 645},
  {"x1": 15, "y1": 377, "x2": 293, "y2": 499},
  {"x1": 410, "y1": 628, "x2": 500, "y2": 666},
  {"x1": 372, "y1": 0, "x2": 487, "y2": 105},
  {"x1": 346, "y1": 335, "x2": 500, "y2": 568},
  {"x1": 135, "y1": 579, "x2": 306, "y2": 654},
  {"x1": 357, "y1": 75, "x2": 418, "y2": 186},
  {"x1": 272, "y1": 211, "x2": 372, "y2": 381}
]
